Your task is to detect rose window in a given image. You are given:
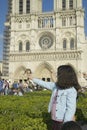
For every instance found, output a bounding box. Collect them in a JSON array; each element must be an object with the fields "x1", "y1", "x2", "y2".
[{"x1": 39, "y1": 35, "x2": 53, "y2": 49}]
